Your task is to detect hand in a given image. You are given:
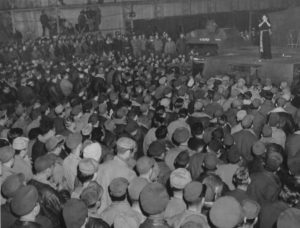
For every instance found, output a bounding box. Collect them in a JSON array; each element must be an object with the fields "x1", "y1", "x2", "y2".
[{"x1": 263, "y1": 16, "x2": 268, "y2": 22}]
